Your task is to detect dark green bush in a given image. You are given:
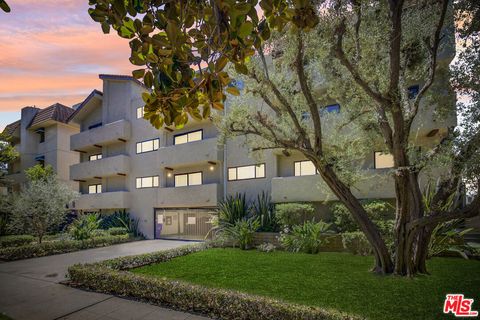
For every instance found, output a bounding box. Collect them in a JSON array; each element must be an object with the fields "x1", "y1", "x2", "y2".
[
  {"x1": 280, "y1": 220, "x2": 332, "y2": 254},
  {"x1": 91, "y1": 229, "x2": 108, "y2": 238},
  {"x1": 101, "y1": 210, "x2": 142, "y2": 237},
  {"x1": 251, "y1": 192, "x2": 279, "y2": 232},
  {"x1": 0, "y1": 235, "x2": 35, "y2": 248},
  {"x1": 67, "y1": 244, "x2": 360, "y2": 320},
  {"x1": 275, "y1": 203, "x2": 316, "y2": 228},
  {"x1": 108, "y1": 227, "x2": 128, "y2": 236},
  {"x1": 330, "y1": 200, "x2": 394, "y2": 233},
  {"x1": 341, "y1": 232, "x2": 372, "y2": 256},
  {"x1": 223, "y1": 217, "x2": 260, "y2": 250},
  {"x1": 69, "y1": 213, "x2": 102, "y2": 240},
  {"x1": 0, "y1": 234, "x2": 138, "y2": 261}
]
